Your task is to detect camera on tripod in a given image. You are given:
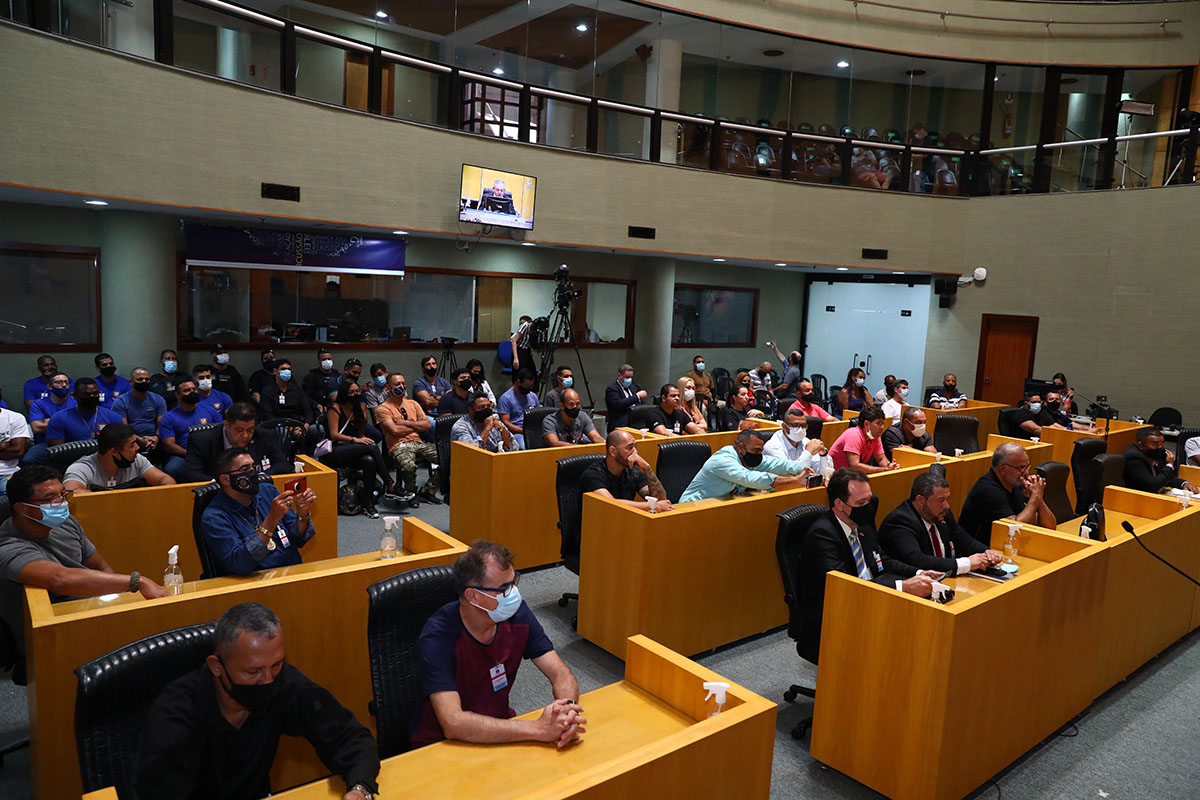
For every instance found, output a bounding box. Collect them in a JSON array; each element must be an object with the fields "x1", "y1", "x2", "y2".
[{"x1": 554, "y1": 264, "x2": 581, "y2": 310}]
